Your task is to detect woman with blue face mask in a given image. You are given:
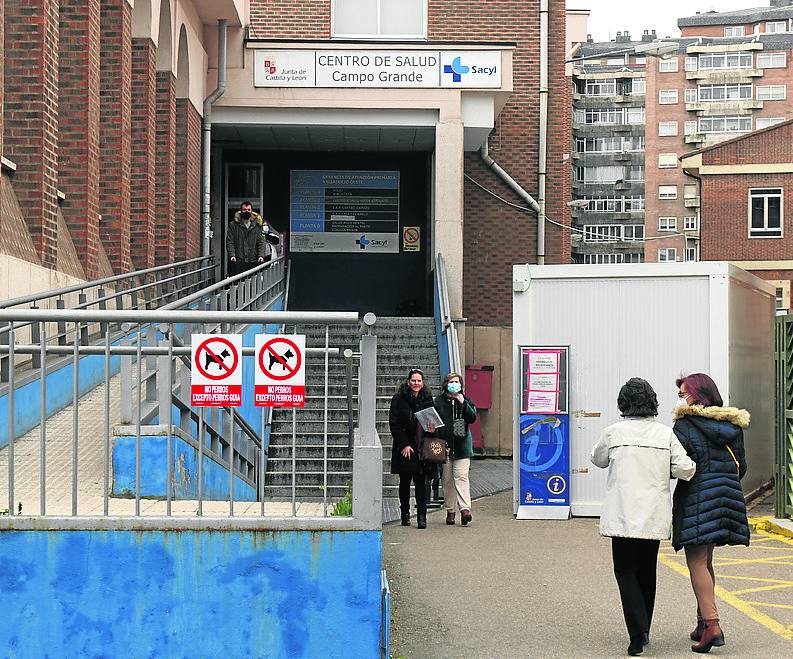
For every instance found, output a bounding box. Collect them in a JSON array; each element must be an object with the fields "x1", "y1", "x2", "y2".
[{"x1": 433, "y1": 373, "x2": 478, "y2": 526}]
